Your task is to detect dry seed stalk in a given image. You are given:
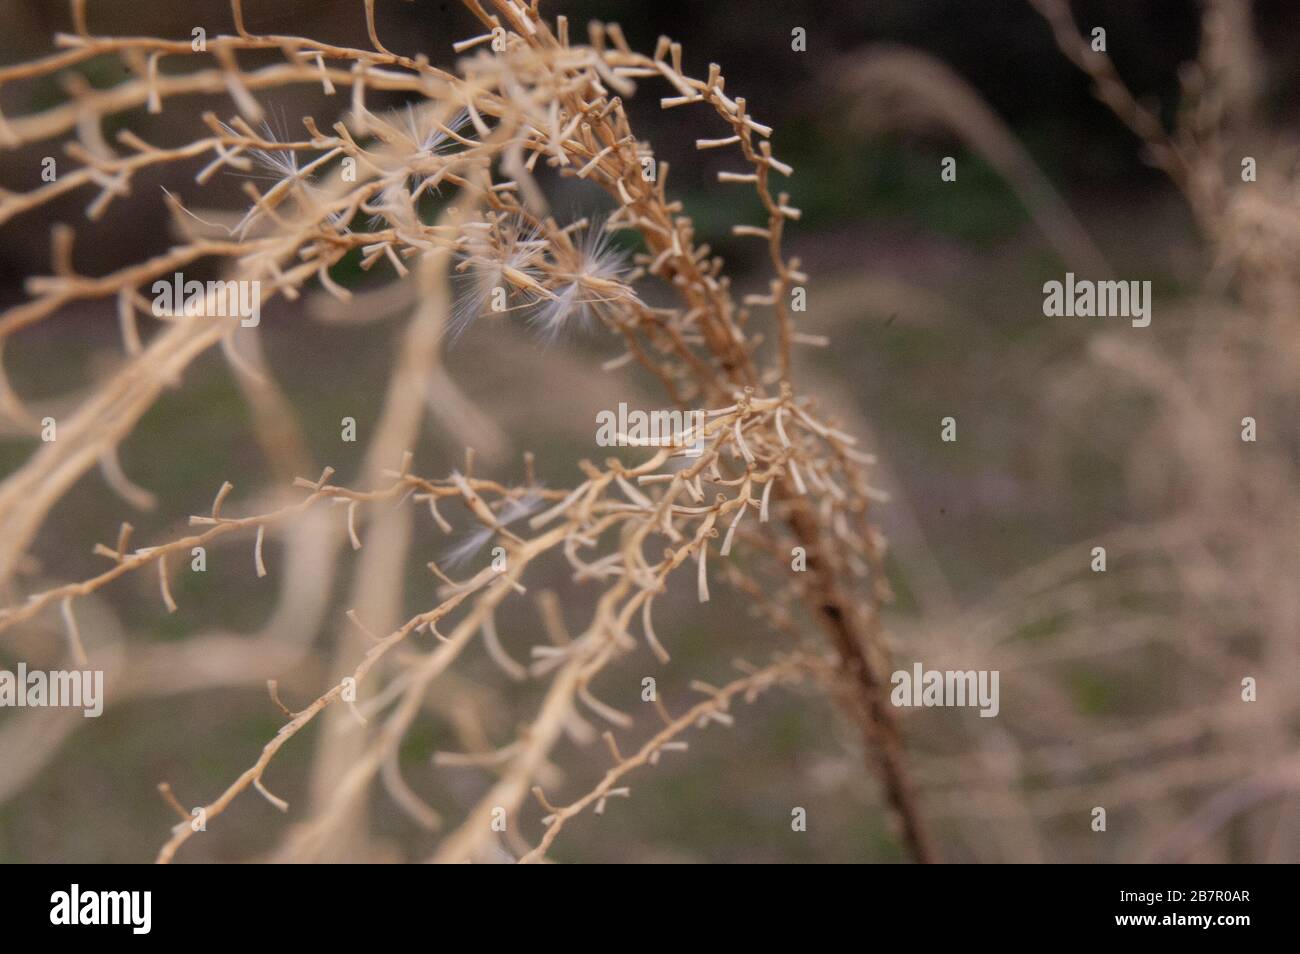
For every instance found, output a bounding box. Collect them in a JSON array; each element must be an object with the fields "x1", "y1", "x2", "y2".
[{"x1": 0, "y1": 0, "x2": 932, "y2": 863}]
